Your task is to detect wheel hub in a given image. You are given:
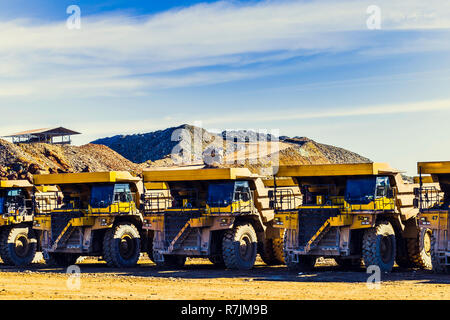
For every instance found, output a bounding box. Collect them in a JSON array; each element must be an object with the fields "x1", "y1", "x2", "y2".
[
  {"x1": 380, "y1": 236, "x2": 393, "y2": 263},
  {"x1": 423, "y1": 231, "x2": 431, "y2": 256},
  {"x1": 119, "y1": 235, "x2": 135, "y2": 260},
  {"x1": 14, "y1": 235, "x2": 30, "y2": 258},
  {"x1": 239, "y1": 234, "x2": 252, "y2": 261}
]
